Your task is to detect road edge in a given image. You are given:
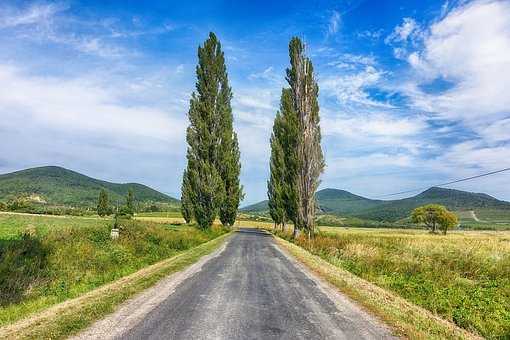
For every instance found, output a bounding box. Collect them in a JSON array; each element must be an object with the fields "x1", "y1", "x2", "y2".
[
  {"x1": 0, "y1": 231, "x2": 233, "y2": 340},
  {"x1": 272, "y1": 234, "x2": 482, "y2": 340}
]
